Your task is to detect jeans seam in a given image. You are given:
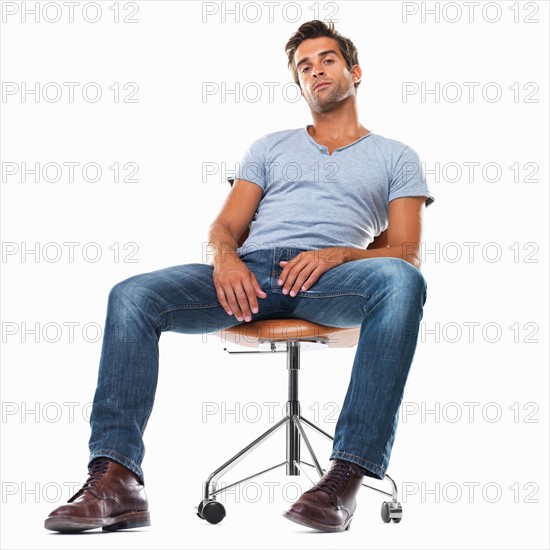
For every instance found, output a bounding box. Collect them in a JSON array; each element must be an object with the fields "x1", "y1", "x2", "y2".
[
  {"x1": 154, "y1": 303, "x2": 221, "y2": 330},
  {"x1": 330, "y1": 451, "x2": 384, "y2": 477},
  {"x1": 160, "y1": 303, "x2": 220, "y2": 314},
  {"x1": 291, "y1": 290, "x2": 370, "y2": 298}
]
